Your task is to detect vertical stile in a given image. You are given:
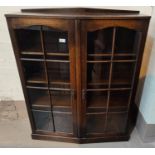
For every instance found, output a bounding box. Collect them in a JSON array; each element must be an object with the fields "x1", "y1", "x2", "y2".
[
  {"x1": 127, "y1": 32, "x2": 141, "y2": 110},
  {"x1": 104, "y1": 27, "x2": 116, "y2": 131},
  {"x1": 40, "y1": 26, "x2": 56, "y2": 132},
  {"x1": 125, "y1": 32, "x2": 142, "y2": 132},
  {"x1": 75, "y1": 19, "x2": 82, "y2": 137}
]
